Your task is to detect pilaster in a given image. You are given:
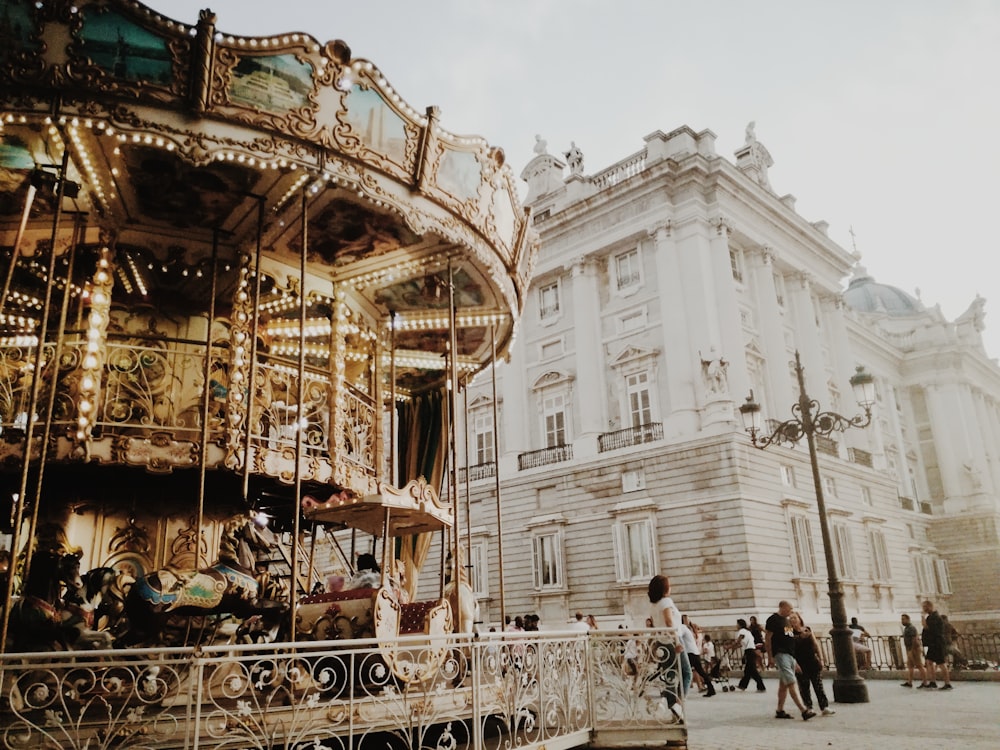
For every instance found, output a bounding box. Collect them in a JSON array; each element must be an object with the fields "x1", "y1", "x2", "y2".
[
  {"x1": 650, "y1": 221, "x2": 698, "y2": 435},
  {"x1": 570, "y1": 257, "x2": 606, "y2": 443},
  {"x1": 749, "y1": 246, "x2": 793, "y2": 418}
]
